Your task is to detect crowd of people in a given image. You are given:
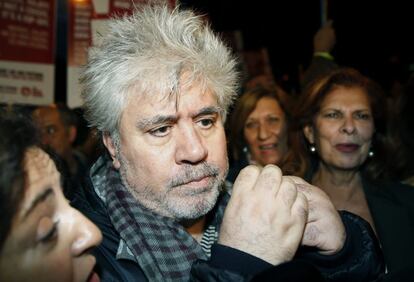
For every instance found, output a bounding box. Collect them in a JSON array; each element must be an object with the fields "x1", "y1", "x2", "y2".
[{"x1": 1, "y1": 2, "x2": 413, "y2": 281}]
